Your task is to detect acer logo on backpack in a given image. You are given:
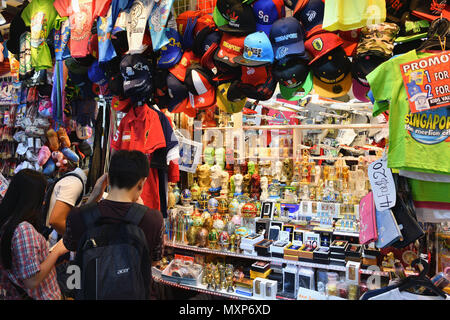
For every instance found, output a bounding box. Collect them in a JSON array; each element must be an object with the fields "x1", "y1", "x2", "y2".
[{"x1": 117, "y1": 268, "x2": 130, "y2": 275}]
